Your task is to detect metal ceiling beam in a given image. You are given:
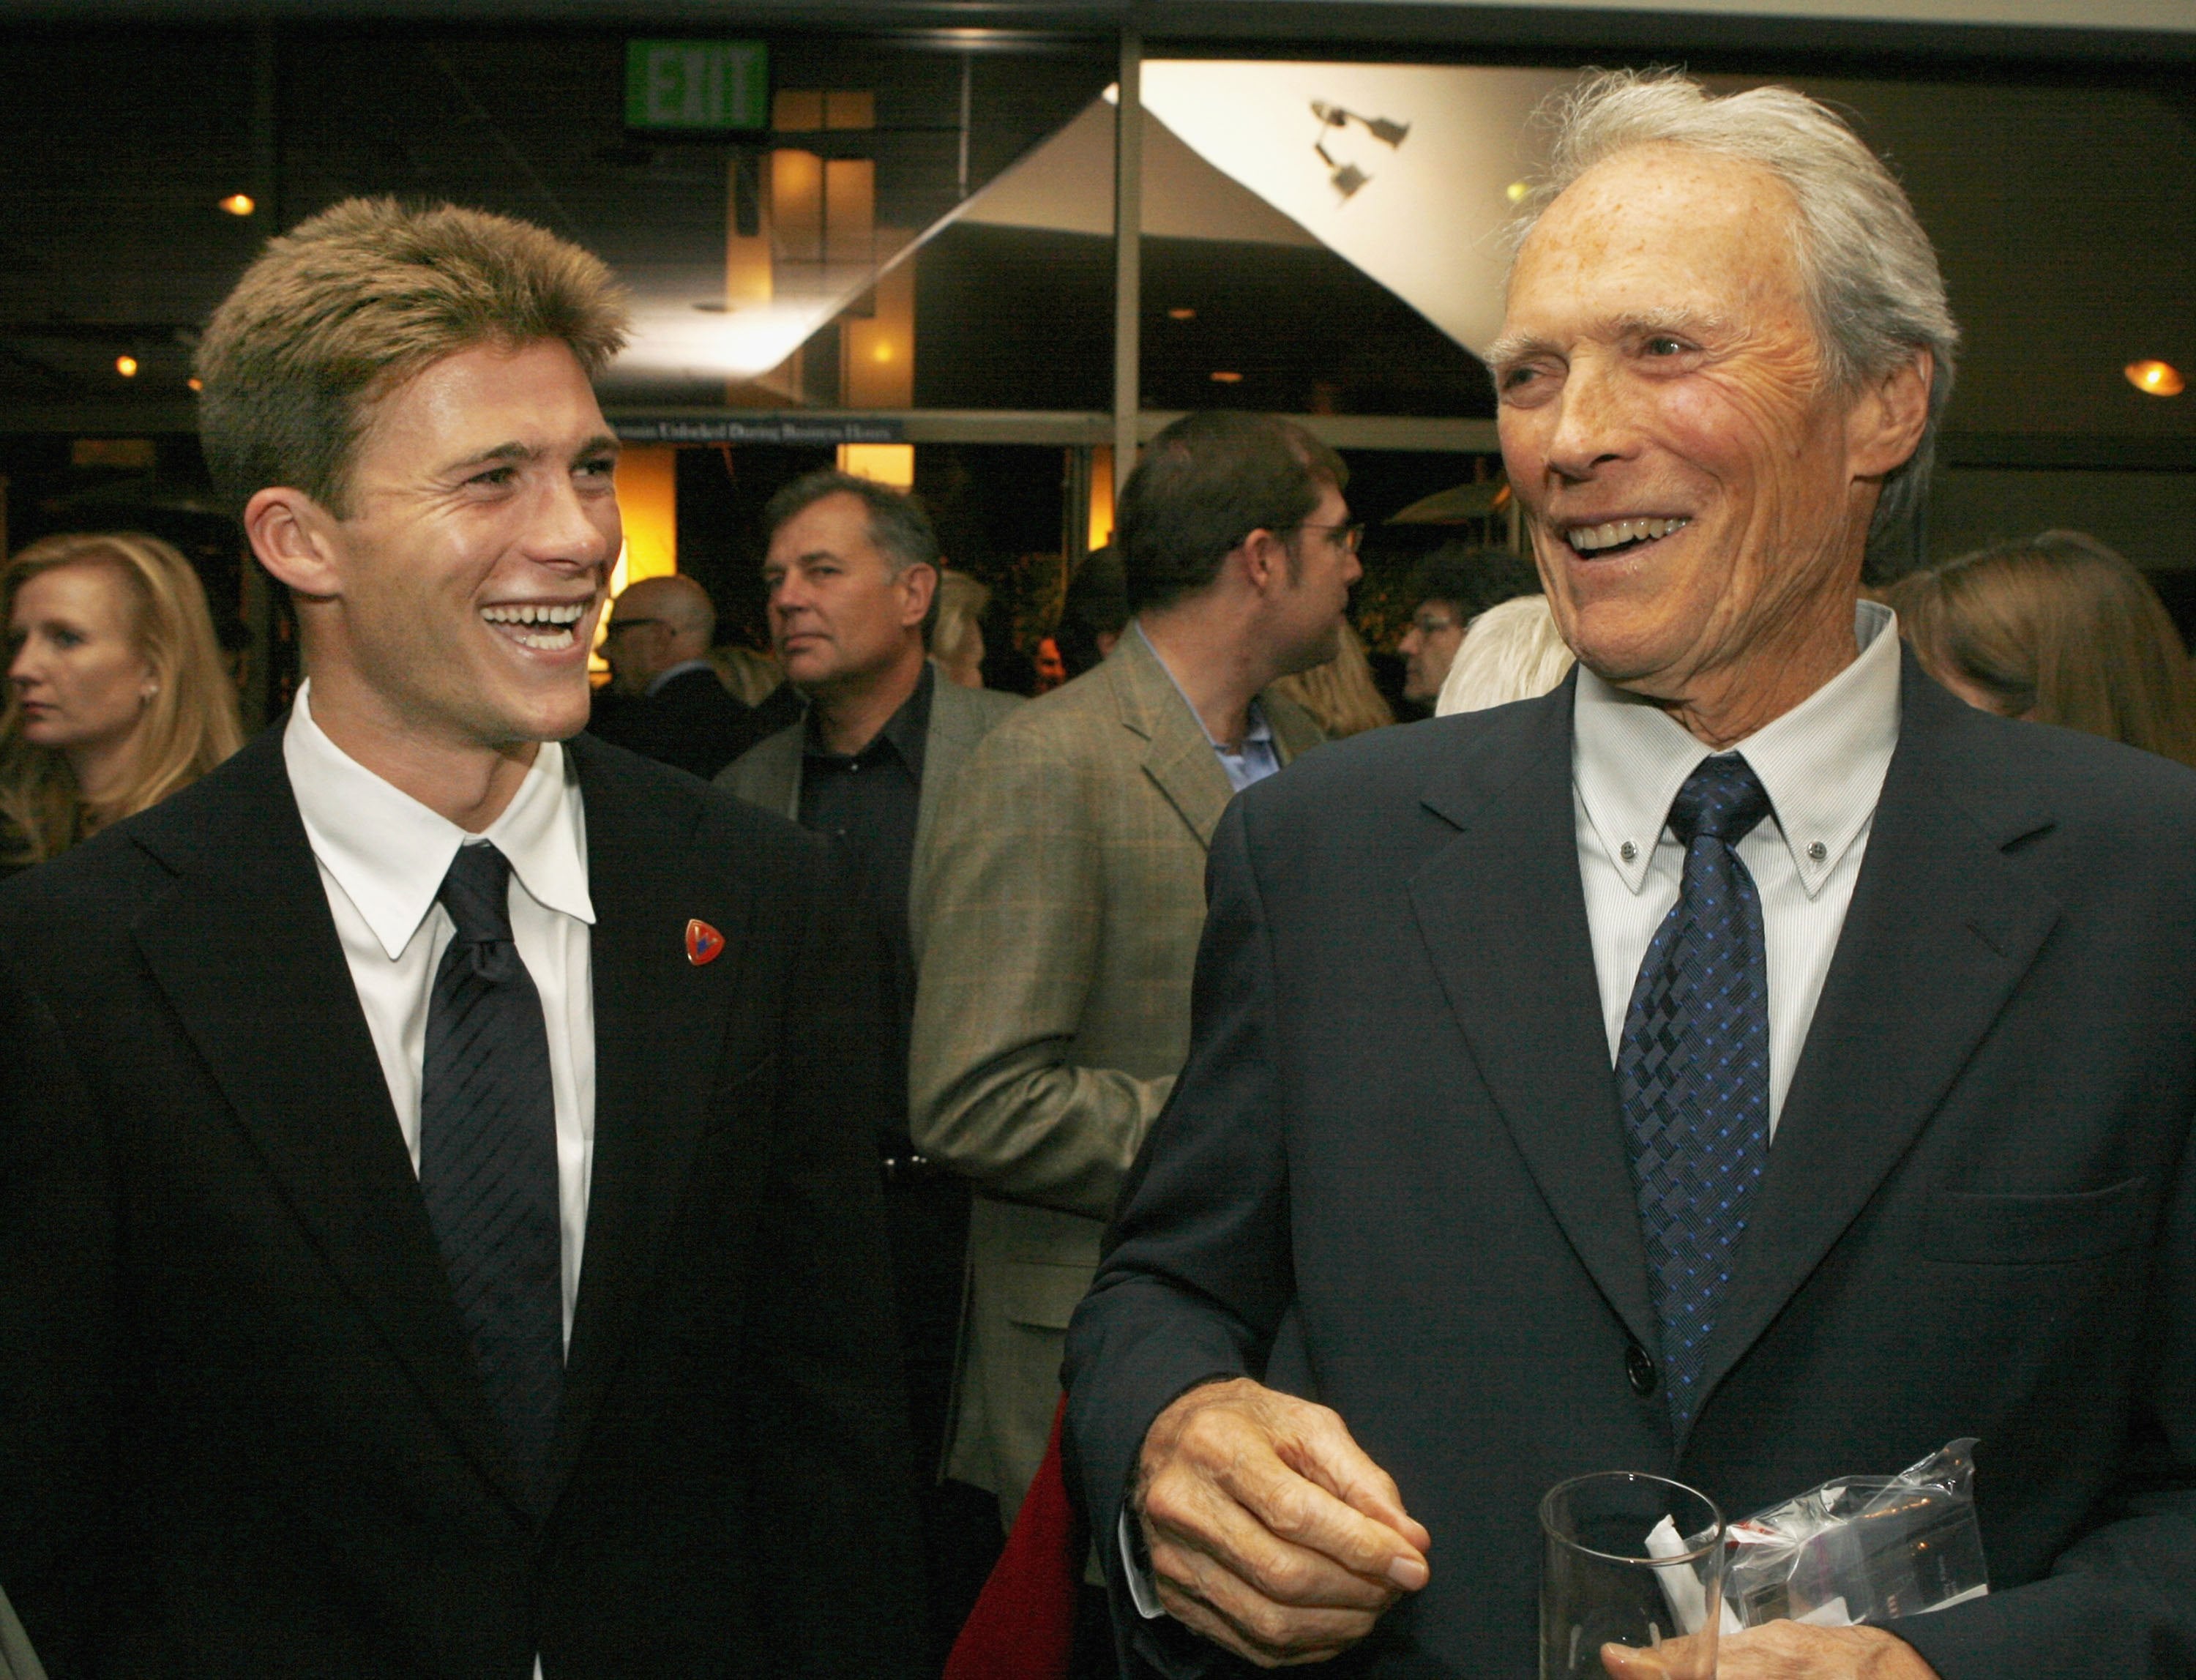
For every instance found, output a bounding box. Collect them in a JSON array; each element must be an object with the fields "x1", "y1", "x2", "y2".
[{"x1": 7, "y1": 1, "x2": 2189, "y2": 64}]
